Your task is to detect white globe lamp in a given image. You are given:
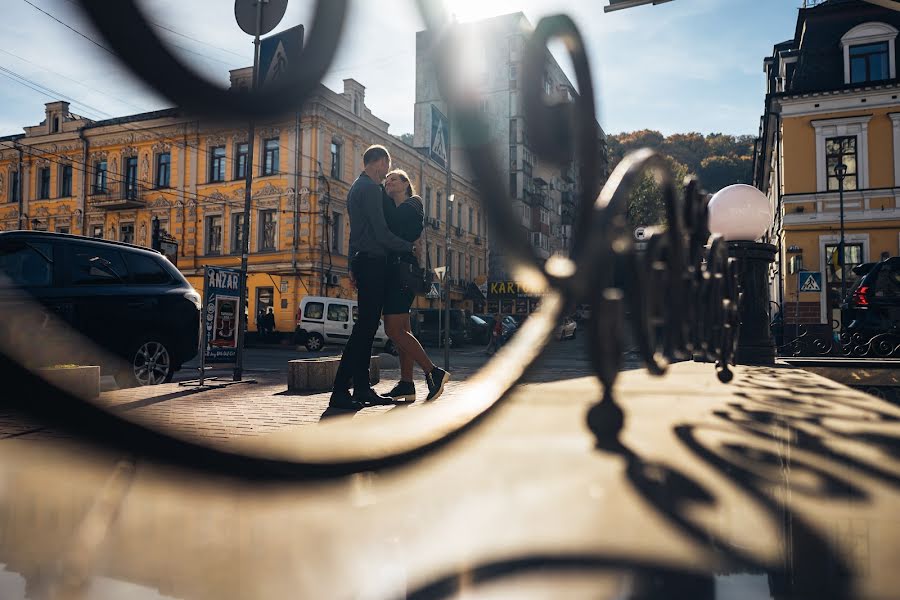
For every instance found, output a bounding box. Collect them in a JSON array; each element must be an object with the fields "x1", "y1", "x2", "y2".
[
  {"x1": 707, "y1": 184, "x2": 772, "y2": 241},
  {"x1": 706, "y1": 184, "x2": 777, "y2": 366}
]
